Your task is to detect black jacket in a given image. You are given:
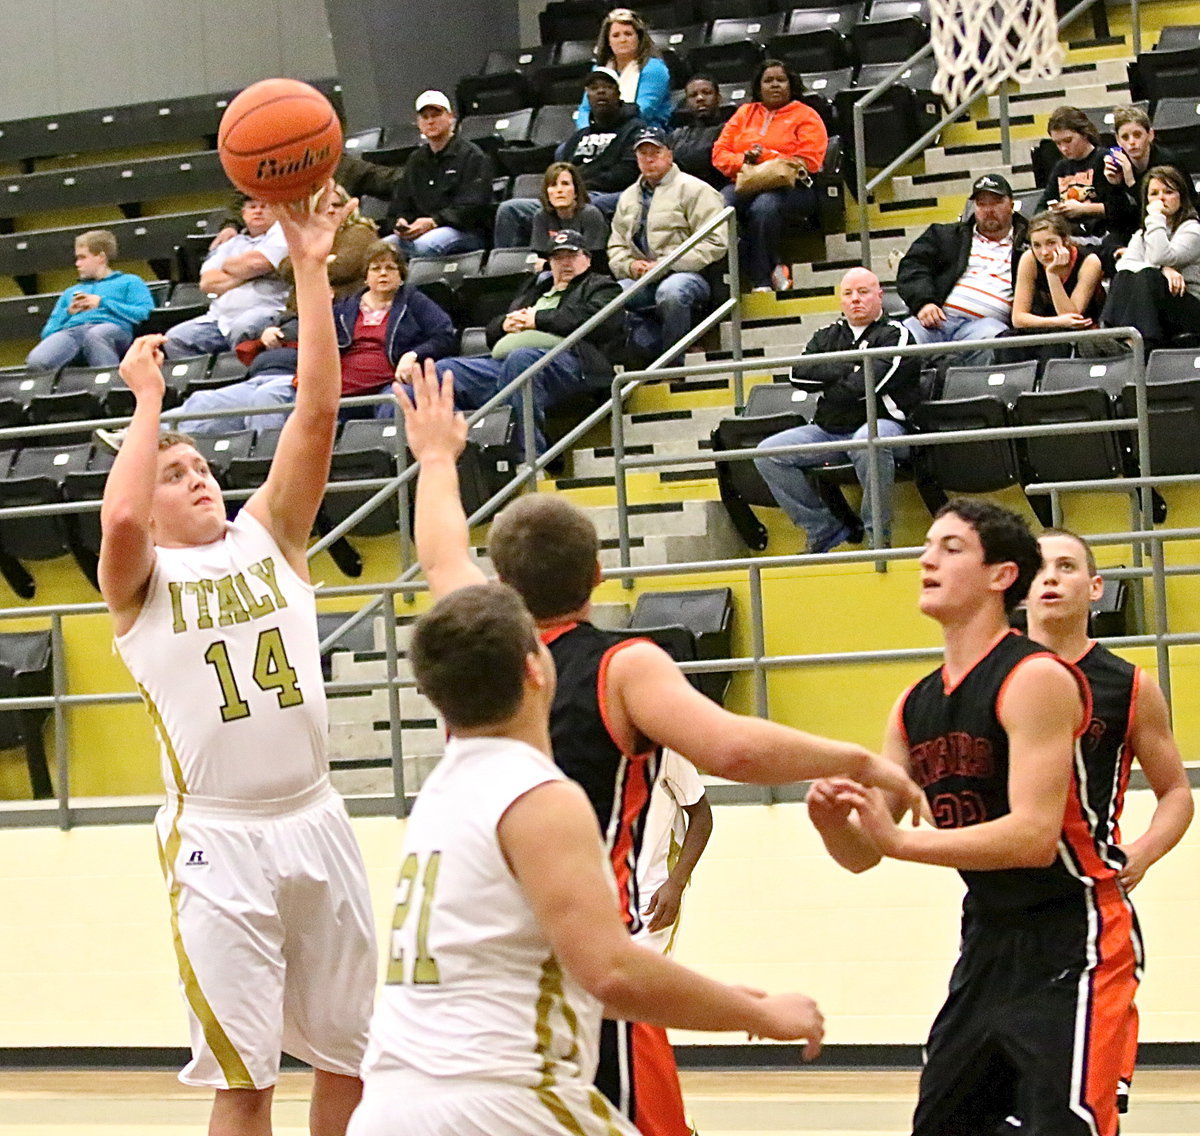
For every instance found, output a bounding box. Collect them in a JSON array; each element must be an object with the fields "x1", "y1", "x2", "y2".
[
  {"x1": 668, "y1": 105, "x2": 734, "y2": 190},
  {"x1": 896, "y1": 213, "x2": 1030, "y2": 315},
  {"x1": 792, "y1": 315, "x2": 922, "y2": 433},
  {"x1": 391, "y1": 133, "x2": 493, "y2": 237},
  {"x1": 485, "y1": 268, "x2": 624, "y2": 381},
  {"x1": 556, "y1": 104, "x2": 644, "y2": 195}
]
